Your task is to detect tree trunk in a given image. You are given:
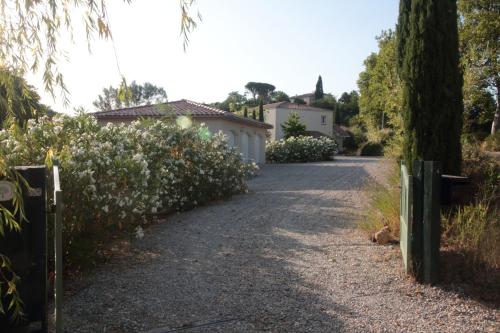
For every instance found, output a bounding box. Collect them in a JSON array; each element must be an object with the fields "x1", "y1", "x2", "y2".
[{"x1": 491, "y1": 80, "x2": 499, "y2": 134}]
